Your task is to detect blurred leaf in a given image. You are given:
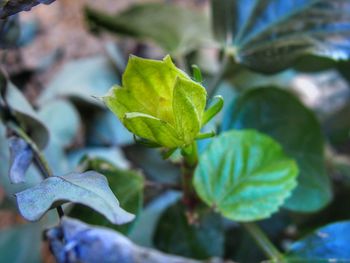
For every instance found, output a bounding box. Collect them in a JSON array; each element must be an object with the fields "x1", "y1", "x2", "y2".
[
  {"x1": 0, "y1": 0, "x2": 55, "y2": 19},
  {"x1": 129, "y1": 190, "x2": 181, "y2": 247},
  {"x1": 69, "y1": 158, "x2": 144, "y2": 234},
  {"x1": 38, "y1": 99, "x2": 80, "y2": 148},
  {"x1": 211, "y1": 0, "x2": 350, "y2": 73},
  {"x1": 0, "y1": 16, "x2": 20, "y2": 49},
  {"x1": 8, "y1": 137, "x2": 33, "y2": 184},
  {"x1": 38, "y1": 56, "x2": 119, "y2": 108},
  {"x1": 124, "y1": 145, "x2": 180, "y2": 184},
  {"x1": 154, "y1": 202, "x2": 224, "y2": 259},
  {"x1": 194, "y1": 130, "x2": 298, "y2": 221},
  {"x1": 16, "y1": 171, "x2": 135, "y2": 225},
  {"x1": 222, "y1": 87, "x2": 332, "y2": 212},
  {"x1": 4, "y1": 82, "x2": 49, "y2": 149},
  {"x1": 86, "y1": 3, "x2": 212, "y2": 56},
  {"x1": 68, "y1": 147, "x2": 130, "y2": 170},
  {"x1": 0, "y1": 123, "x2": 42, "y2": 199},
  {"x1": 85, "y1": 110, "x2": 133, "y2": 147},
  {"x1": 0, "y1": 223, "x2": 41, "y2": 263},
  {"x1": 287, "y1": 221, "x2": 350, "y2": 261}
]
